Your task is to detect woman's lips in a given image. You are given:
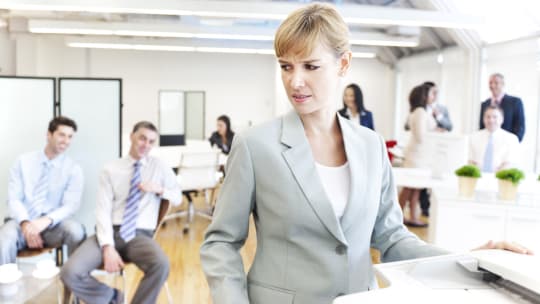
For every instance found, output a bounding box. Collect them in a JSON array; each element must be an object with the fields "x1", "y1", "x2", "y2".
[{"x1": 292, "y1": 94, "x2": 311, "y2": 103}]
